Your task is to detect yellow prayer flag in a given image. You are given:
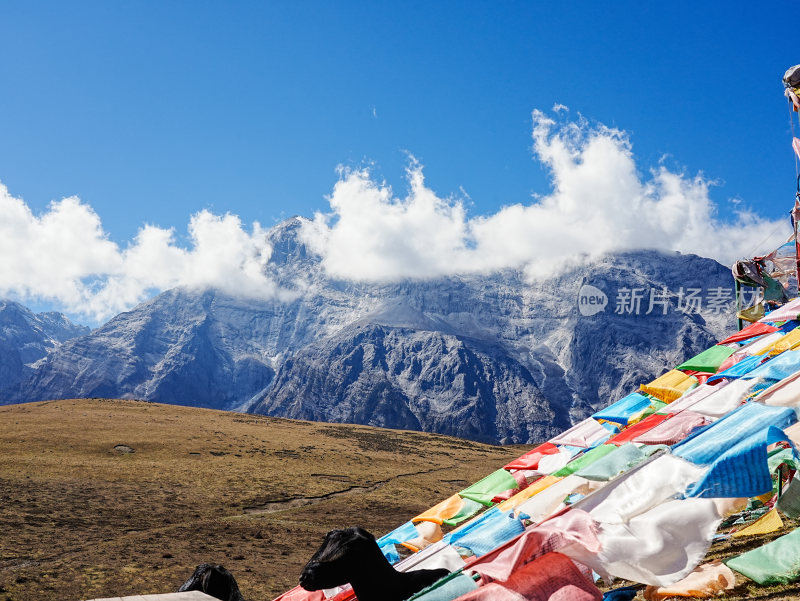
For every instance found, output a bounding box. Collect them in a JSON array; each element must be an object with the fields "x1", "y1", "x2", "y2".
[
  {"x1": 731, "y1": 508, "x2": 783, "y2": 538},
  {"x1": 641, "y1": 370, "x2": 697, "y2": 403}
]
